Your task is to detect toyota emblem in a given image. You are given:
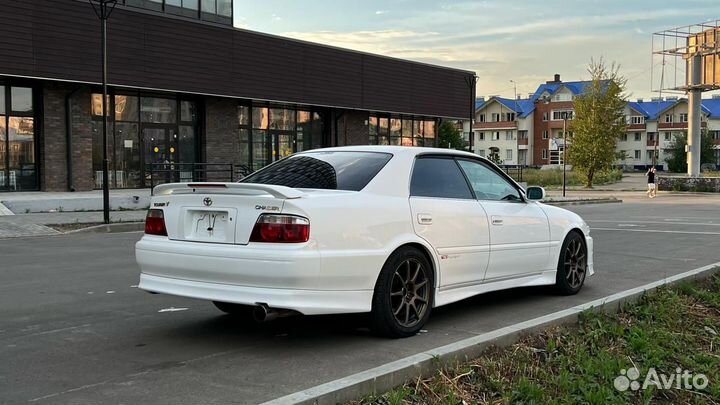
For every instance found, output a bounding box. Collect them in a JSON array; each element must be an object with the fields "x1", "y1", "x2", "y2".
[{"x1": 203, "y1": 197, "x2": 213, "y2": 207}]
